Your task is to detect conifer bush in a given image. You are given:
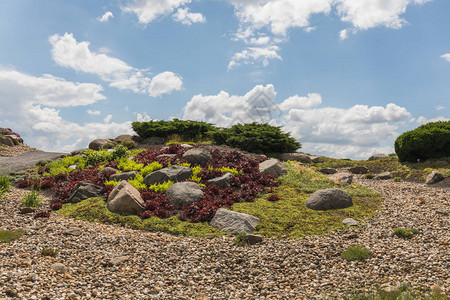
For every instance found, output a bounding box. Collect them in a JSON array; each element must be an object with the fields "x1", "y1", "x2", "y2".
[
  {"x1": 132, "y1": 119, "x2": 215, "y2": 141},
  {"x1": 395, "y1": 121, "x2": 450, "y2": 162}
]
